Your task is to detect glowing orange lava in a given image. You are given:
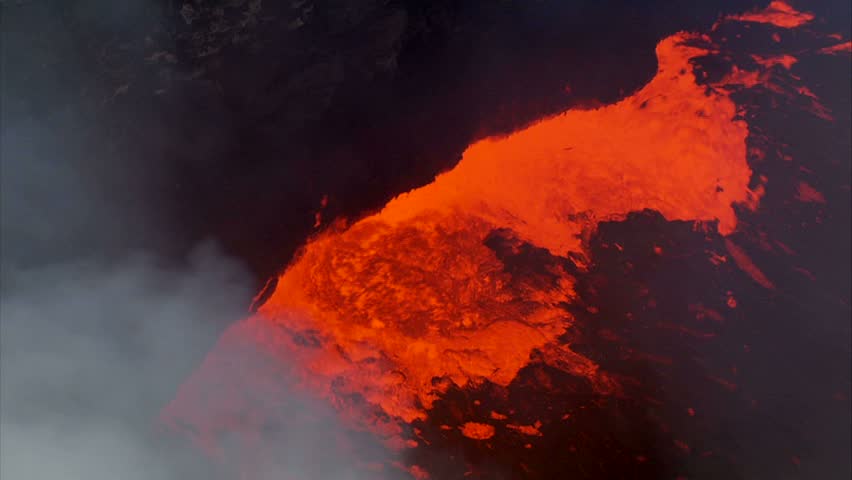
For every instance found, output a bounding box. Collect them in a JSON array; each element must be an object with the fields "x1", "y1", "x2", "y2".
[
  {"x1": 163, "y1": 1, "x2": 831, "y2": 476},
  {"x1": 246, "y1": 32, "x2": 759, "y2": 433},
  {"x1": 818, "y1": 41, "x2": 852, "y2": 55},
  {"x1": 168, "y1": 31, "x2": 753, "y2": 446},
  {"x1": 726, "y1": 0, "x2": 814, "y2": 28},
  {"x1": 752, "y1": 54, "x2": 797, "y2": 70},
  {"x1": 460, "y1": 422, "x2": 496, "y2": 440}
]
